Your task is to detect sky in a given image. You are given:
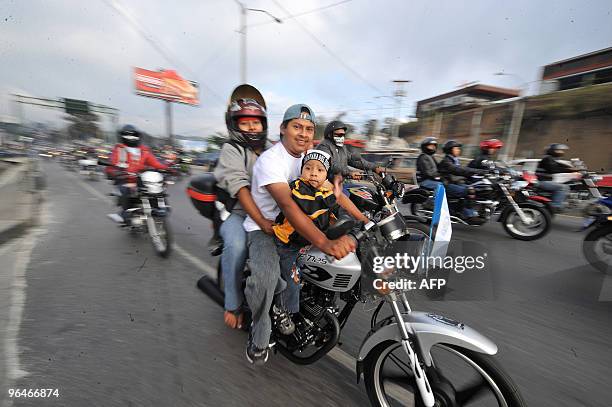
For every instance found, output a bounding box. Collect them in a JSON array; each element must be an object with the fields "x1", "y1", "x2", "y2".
[{"x1": 1, "y1": 0, "x2": 611, "y2": 141}]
